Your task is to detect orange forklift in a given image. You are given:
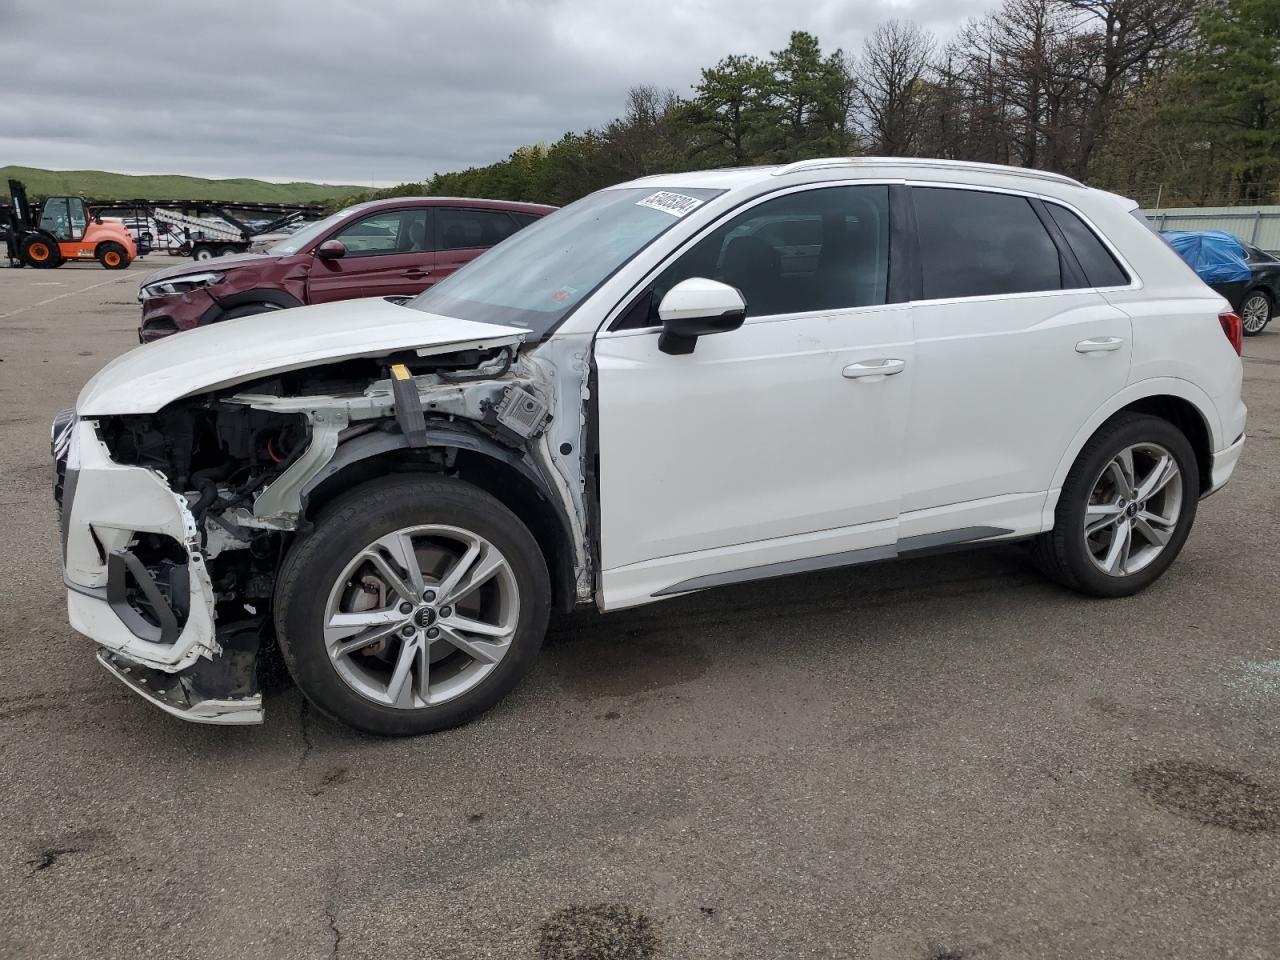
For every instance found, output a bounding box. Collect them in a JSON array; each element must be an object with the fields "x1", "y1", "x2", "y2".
[{"x1": 2, "y1": 179, "x2": 136, "y2": 269}]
